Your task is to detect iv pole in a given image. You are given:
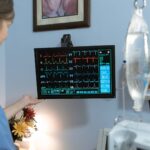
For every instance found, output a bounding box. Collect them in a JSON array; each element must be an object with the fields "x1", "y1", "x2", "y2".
[
  {"x1": 109, "y1": 1, "x2": 150, "y2": 149},
  {"x1": 115, "y1": 0, "x2": 148, "y2": 124}
]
